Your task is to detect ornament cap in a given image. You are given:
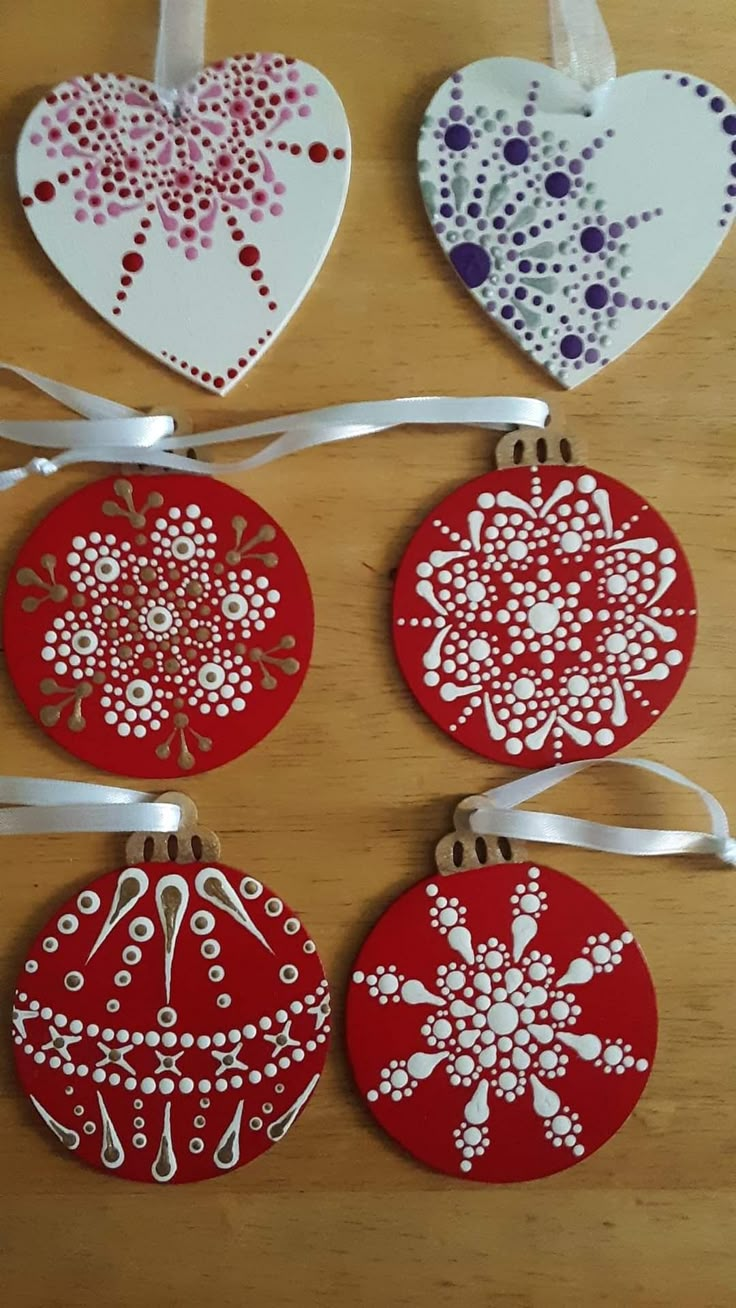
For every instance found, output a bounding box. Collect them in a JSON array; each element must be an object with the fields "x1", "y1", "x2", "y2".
[
  {"x1": 436, "y1": 794, "x2": 527, "y2": 876},
  {"x1": 495, "y1": 428, "x2": 583, "y2": 470},
  {"x1": 124, "y1": 789, "x2": 220, "y2": 865}
]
